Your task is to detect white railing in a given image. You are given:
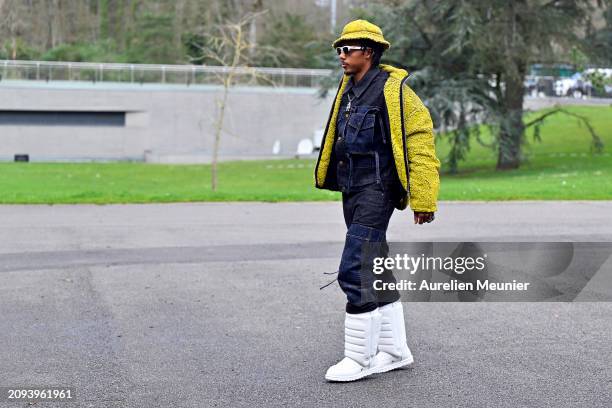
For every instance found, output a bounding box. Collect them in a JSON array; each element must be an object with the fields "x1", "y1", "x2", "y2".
[{"x1": 0, "y1": 59, "x2": 334, "y2": 88}]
